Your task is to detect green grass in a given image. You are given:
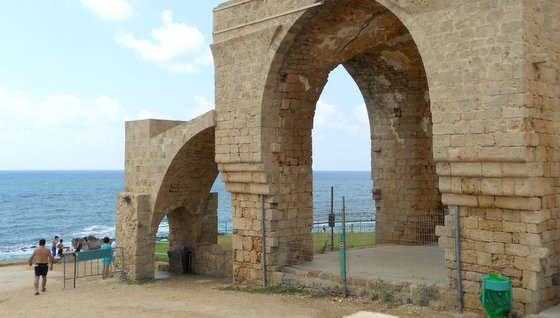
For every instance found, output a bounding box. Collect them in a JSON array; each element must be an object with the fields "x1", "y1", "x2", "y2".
[
  {"x1": 218, "y1": 235, "x2": 232, "y2": 247},
  {"x1": 154, "y1": 236, "x2": 232, "y2": 262},
  {"x1": 154, "y1": 231, "x2": 375, "y2": 261},
  {"x1": 312, "y1": 232, "x2": 375, "y2": 253},
  {"x1": 219, "y1": 285, "x2": 326, "y2": 297},
  {"x1": 155, "y1": 241, "x2": 169, "y2": 262}
]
